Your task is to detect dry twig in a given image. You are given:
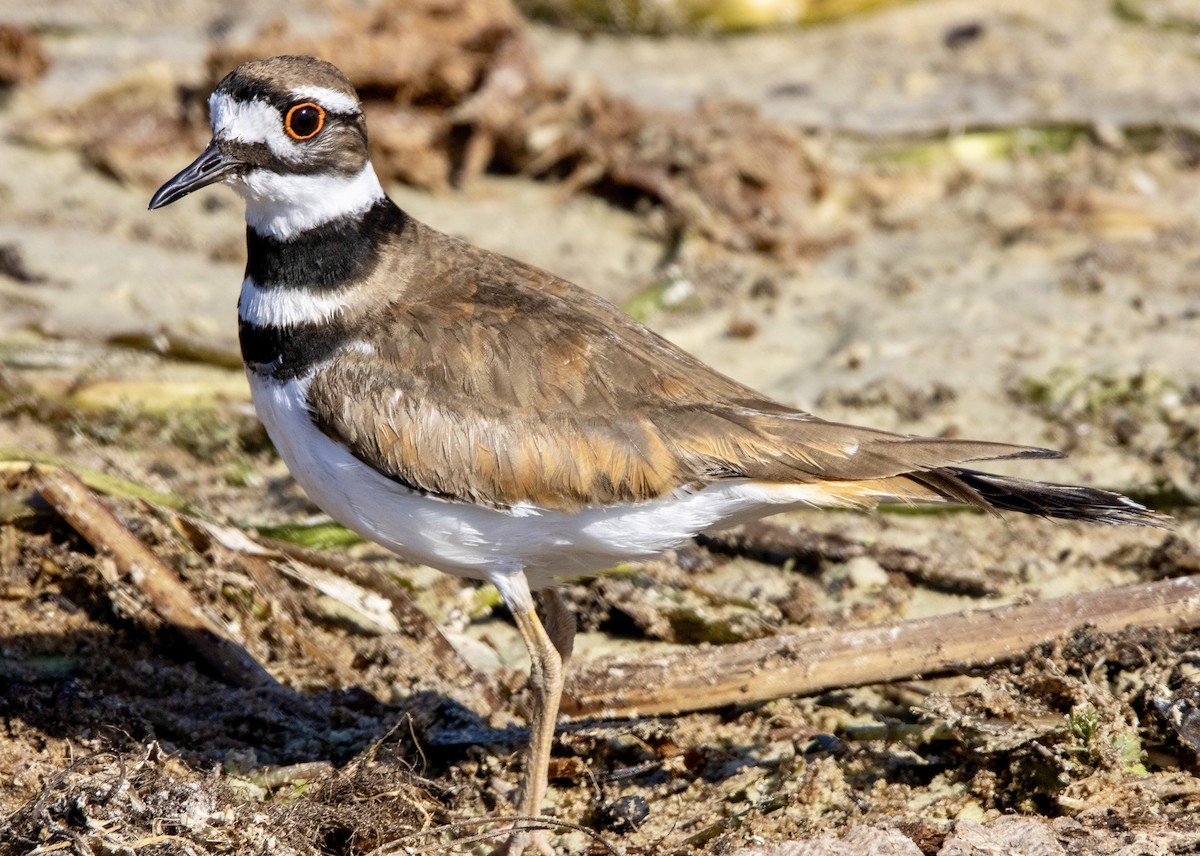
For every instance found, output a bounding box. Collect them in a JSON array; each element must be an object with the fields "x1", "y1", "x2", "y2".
[
  {"x1": 563, "y1": 573, "x2": 1200, "y2": 717},
  {"x1": 34, "y1": 467, "x2": 273, "y2": 689}
]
